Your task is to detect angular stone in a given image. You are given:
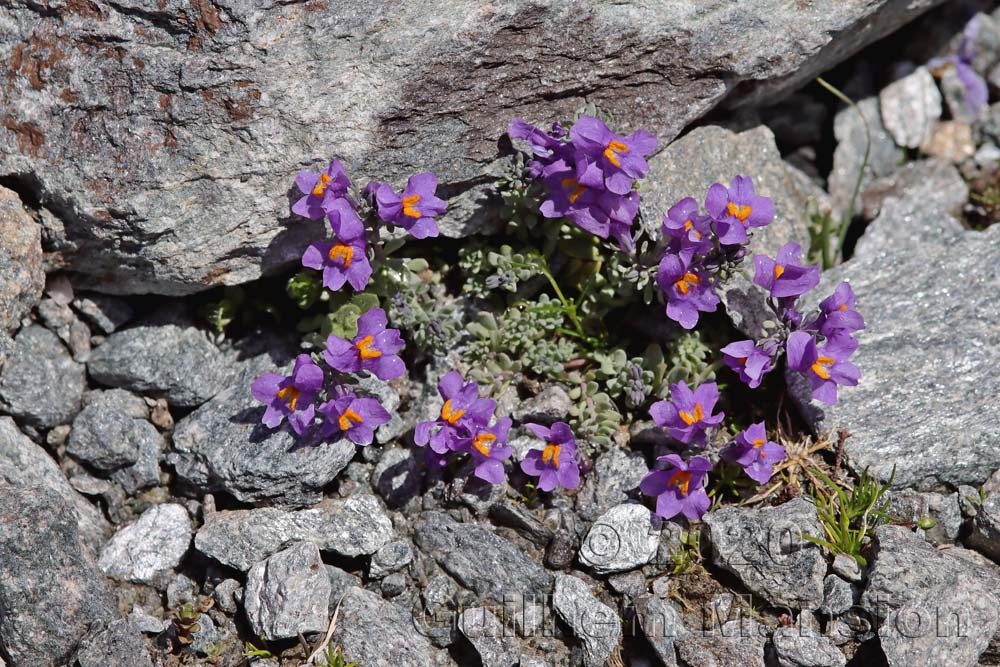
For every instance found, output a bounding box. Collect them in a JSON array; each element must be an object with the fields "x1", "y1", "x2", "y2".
[
  {"x1": 0, "y1": 325, "x2": 86, "y2": 428},
  {"x1": 76, "y1": 619, "x2": 154, "y2": 667},
  {"x1": 578, "y1": 503, "x2": 660, "y2": 574},
  {"x1": 458, "y1": 607, "x2": 519, "y2": 667},
  {"x1": 73, "y1": 293, "x2": 134, "y2": 335},
  {"x1": 966, "y1": 494, "x2": 1000, "y2": 563},
  {"x1": 244, "y1": 542, "x2": 330, "y2": 642},
  {"x1": 370, "y1": 540, "x2": 414, "y2": 579},
  {"x1": 36, "y1": 297, "x2": 91, "y2": 361},
  {"x1": 0, "y1": 486, "x2": 116, "y2": 667},
  {"x1": 87, "y1": 324, "x2": 229, "y2": 408},
  {"x1": 67, "y1": 402, "x2": 145, "y2": 471},
  {"x1": 858, "y1": 158, "x2": 967, "y2": 226},
  {"x1": 0, "y1": 186, "x2": 44, "y2": 333},
  {"x1": 831, "y1": 553, "x2": 862, "y2": 583},
  {"x1": 576, "y1": 448, "x2": 649, "y2": 521},
  {"x1": 552, "y1": 574, "x2": 622, "y2": 667},
  {"x1": 878, "y1": 67, "x2": 941, "y2": 149},
  {"x1": 635, "y1": 595, "x2": 684, "y2": 666},
  {"x1": 98, "y1": 503, "x2": 193, "y2": 584},
  {"x1": 1, "y1": 1, "x2": 944, "y2": 295},
  {"x1": 704, "y1": 498, "x2": 826, "y2": 609},
  {"x1": 829, "y1": 97, "x2": 904, "y2": 213},
  {"x1": 0, "y1": 417, "x2": 109, "y2": 555},
  {"x1": 922, "y1": 119, "x2": 976, "y2": 164},
  {"x1": 798, "y1": 217, "x2": 1000, "y2": 489},
  {"x1": 772, "y1": 626, "x2": 846, "y2": 667},
  {"x1": 372, "y1": 446, "x2": 421, "y2": 508},
  {"x1": 644, "y1": 124, "x2": 820, "y2": 337},
  {"x1": 333, "y1": 586, "x2": 436, "y2": 667},
  {"x1": 170, "y1": 358, "x2": 355, "y2": 508},
  {"x1": 414, "y1": 511, "x2": 552, "y2": 603},
  {"x1": 862, "y1": 525, "x2": 1000, "y2": 667},
  {"x1": 510, "y1": 384, "x2": 573, "y2": 424},
  {"x1": 195, "y1": 494, "x2": 392, "y2": 571},
  {"x1": 675, "y1": 619, "x2": 767, "y2": 667},
  {"x1": 819, "y1": 575, "x2": 855, "y2": 617}
]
